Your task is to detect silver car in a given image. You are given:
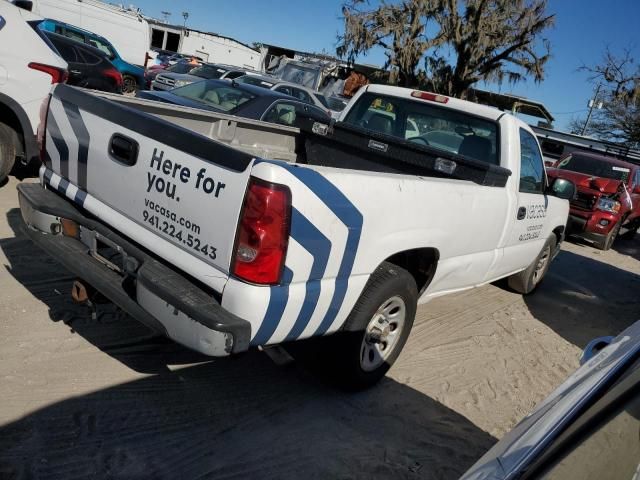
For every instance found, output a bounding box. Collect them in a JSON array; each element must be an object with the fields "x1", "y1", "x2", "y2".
[
  {"x1": 234, "y1": 74, "x2": 333, "y2": 116},
  {"x1": 151, "y1": 63, "x2": 259, "y2": 91},
  {"x1": 461, "y1": 319, "x2": 640, "y2": 480}
]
